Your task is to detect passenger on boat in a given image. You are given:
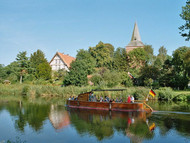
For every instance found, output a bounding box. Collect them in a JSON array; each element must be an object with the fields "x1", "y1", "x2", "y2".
[
  {"x1": 72, "y1": 96, "x2": 74, "y2": 100},
  {"x1": 93, "y1": 95, "x2": 97, "y2": 102},
  {"x1": 69, "y1": 96, "x2": 71, "y2": 100},
  {"x1": 112, "y1": 99, "x2": 115, "y2": 103},
  {"x1": 89, "y1": 92, "x2": 92, "y2": 101},
  {"x1": 116, "y1": 97, "x2": 119, "y2": 103},
  {"x1": 106, "y1": 96, "x2": 110, "y2": 102},
  {"x1": 119, "y1": 98, "x2": 123, "y2": 103},
  {"x1": 100, "y1": 96, "x2": 103, "y2": 102},
  {"x1": 131, "y1": 95, "x2": 134, "y2": 103},
  {"x1": 127, "y1": 95, "x2": 131, "y2": 103}
]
